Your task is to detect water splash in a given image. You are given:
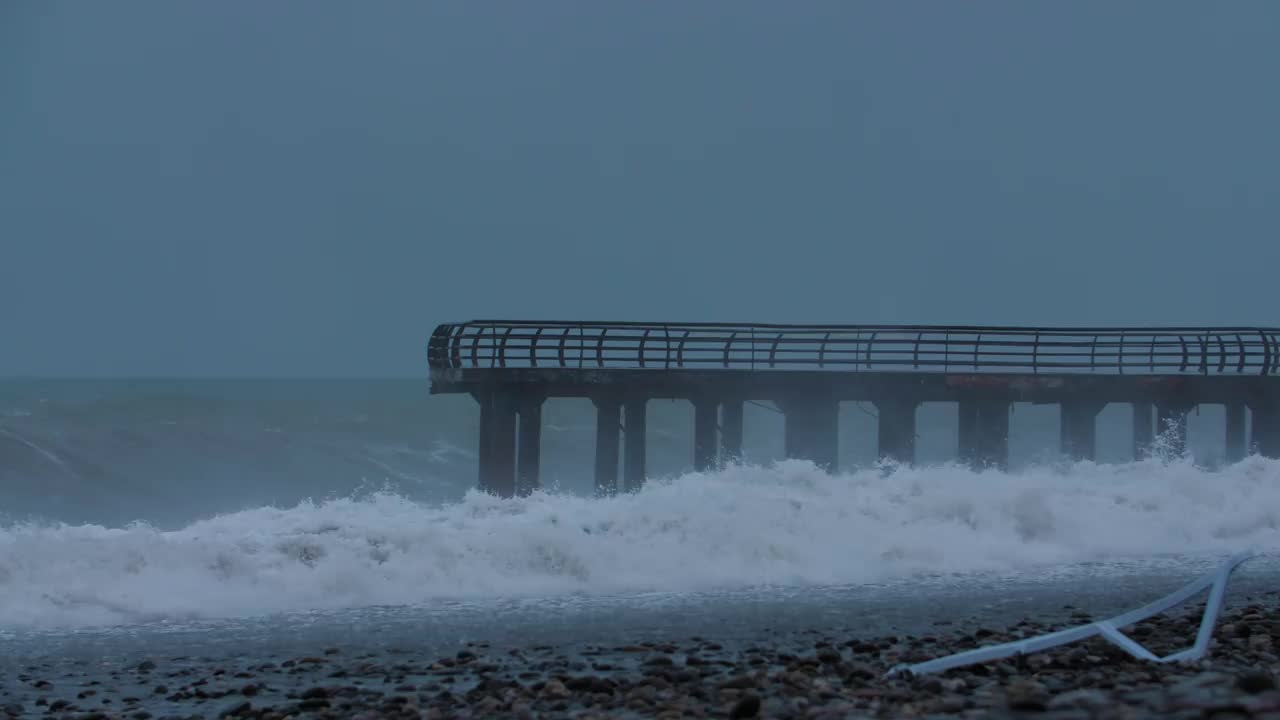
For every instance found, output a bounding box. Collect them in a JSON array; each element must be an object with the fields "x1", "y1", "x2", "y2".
[{"x1": 2, "y1": 457, "x2": 1278, "y2": 629}]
